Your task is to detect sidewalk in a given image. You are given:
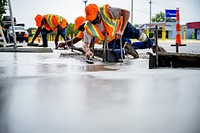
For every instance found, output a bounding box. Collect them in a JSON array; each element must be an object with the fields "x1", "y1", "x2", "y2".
[
  {"x1": 158, "y1": 39, "x2": 200, "y2": 44},
  {"x1": 0, "y1": 43, "x2": 53, "y2": 53},
  {"x1": 131, "y1": 39, "x2": 200, "y2": 44}
]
